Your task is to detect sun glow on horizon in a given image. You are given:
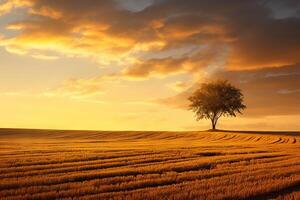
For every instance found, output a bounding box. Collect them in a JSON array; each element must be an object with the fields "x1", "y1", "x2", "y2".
[{"x1": 0, "y1": 0, "x2": 299, "y2": 131}]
